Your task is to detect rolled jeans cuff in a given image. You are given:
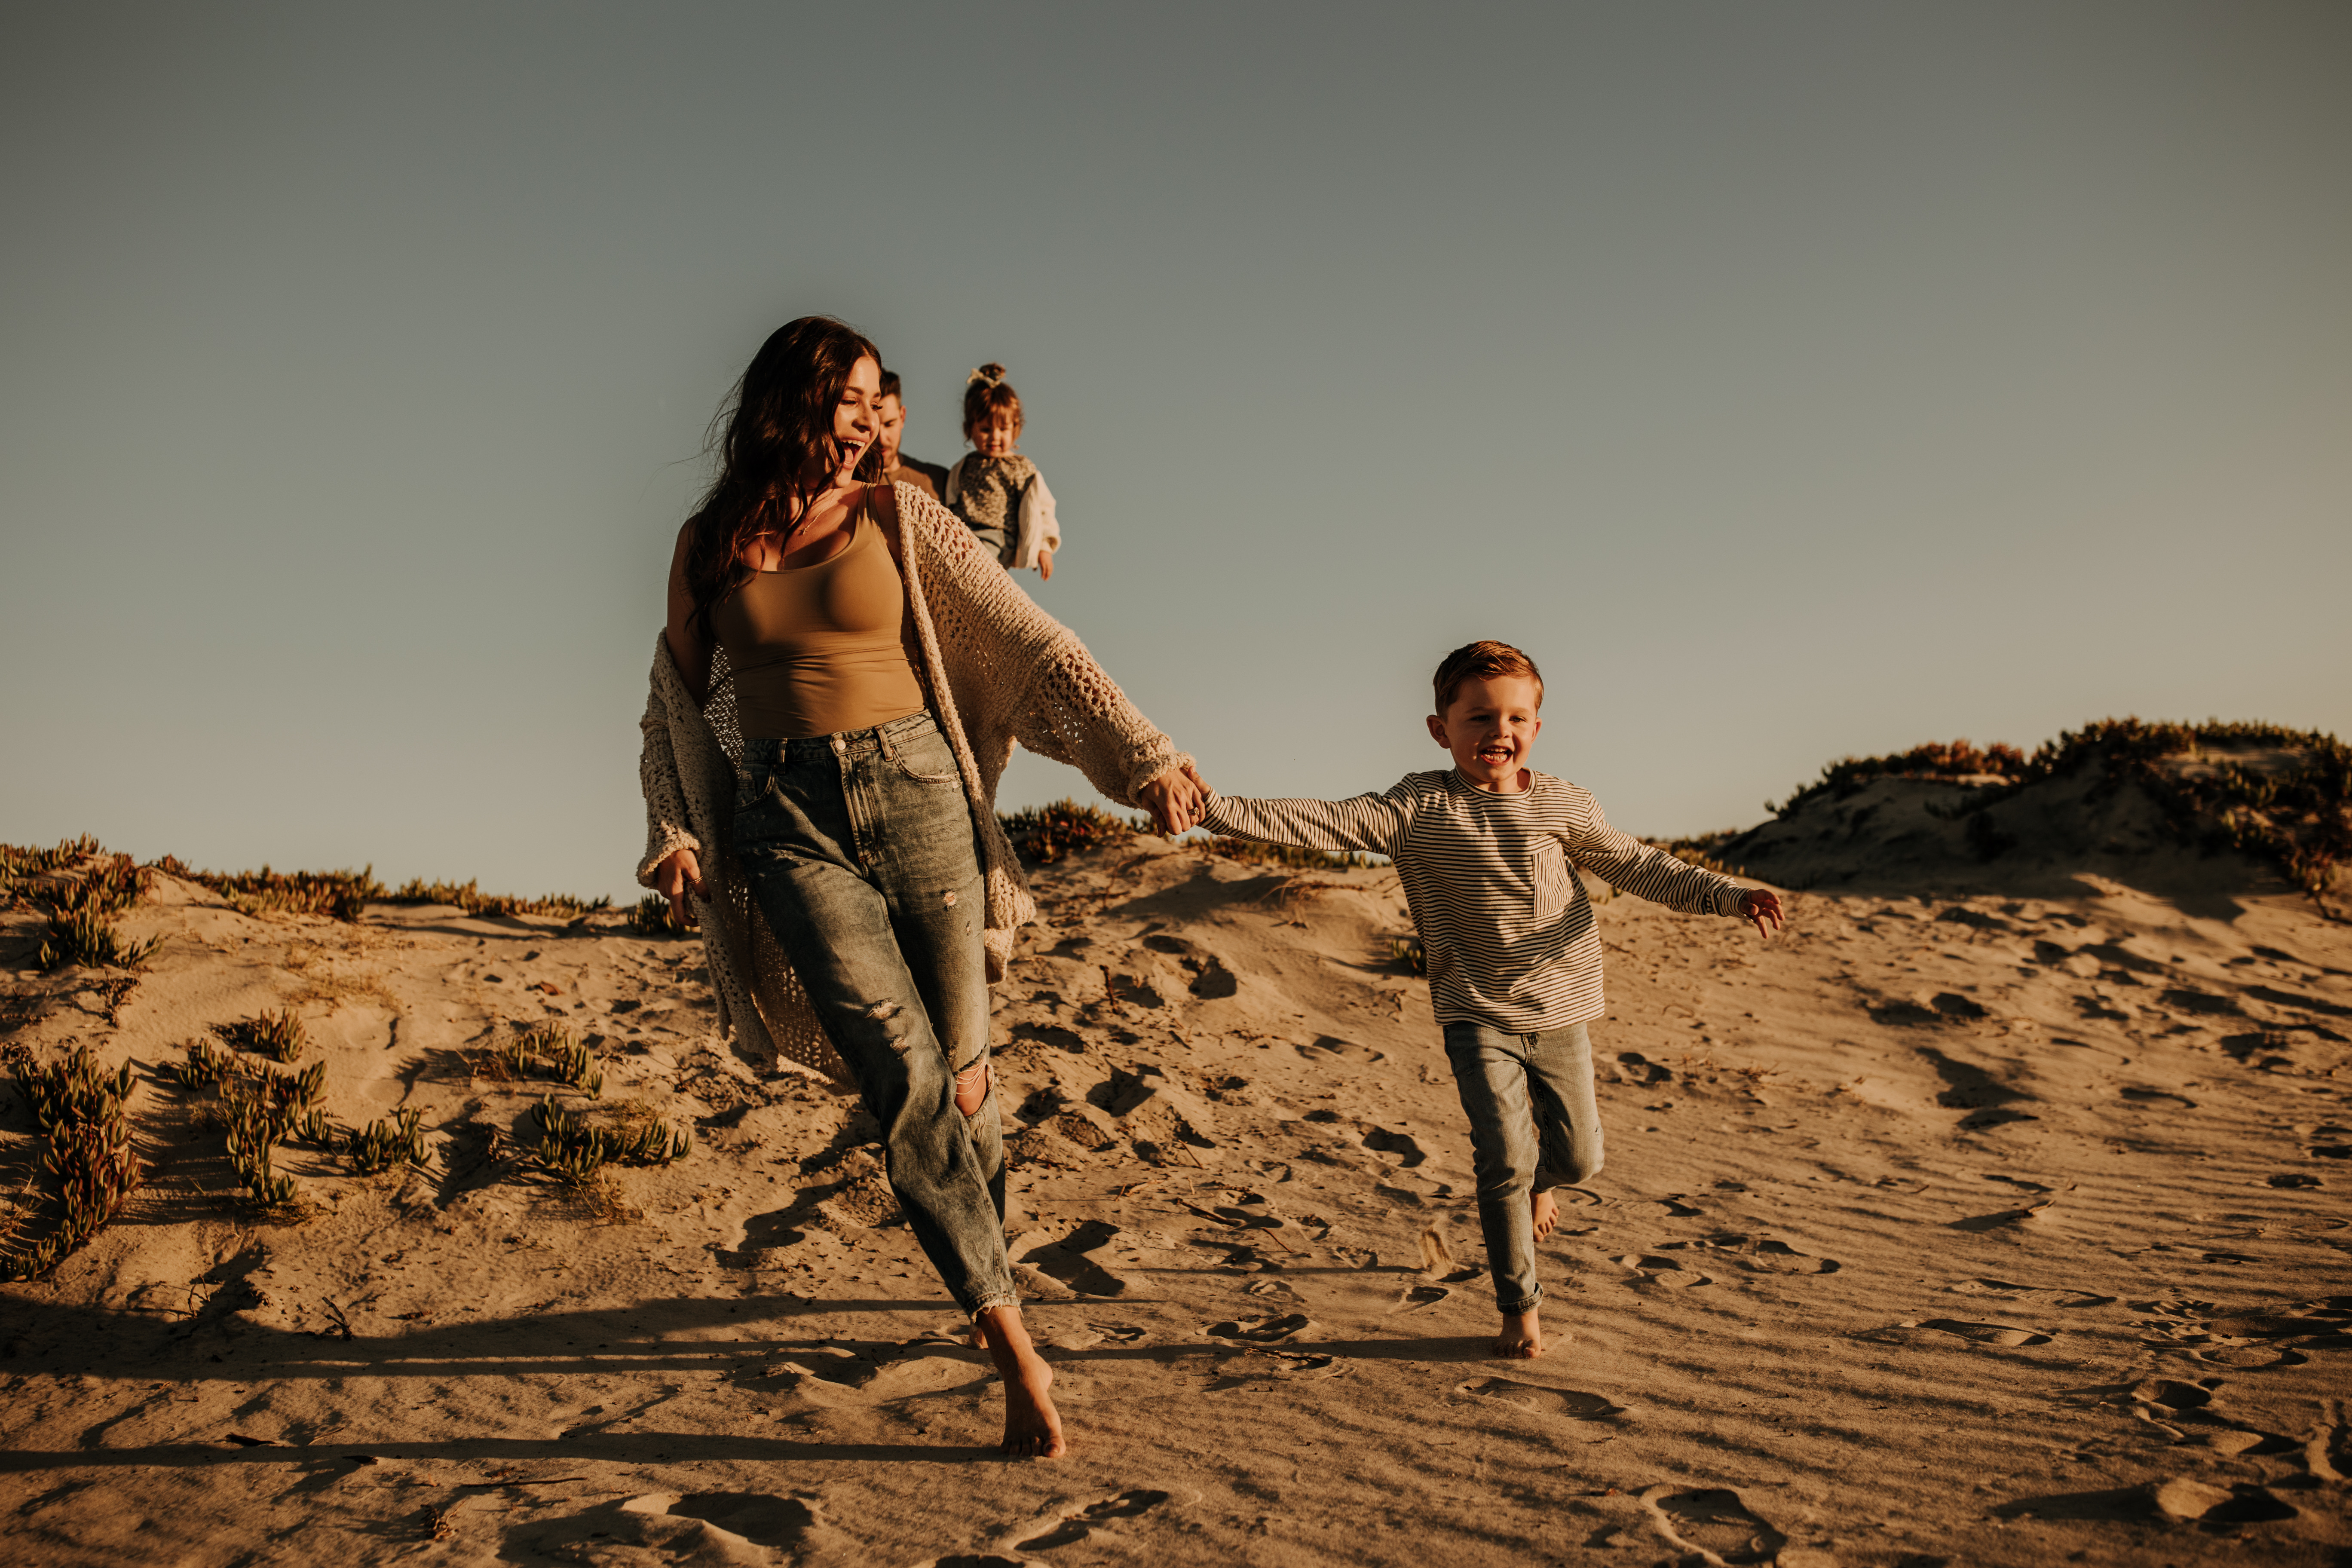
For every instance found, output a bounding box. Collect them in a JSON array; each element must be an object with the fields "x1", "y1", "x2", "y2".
[
  {"x1": 1496, "y1": 1285, "x2": 1543, "y2": 1315},
  {"x1": 968, "y1": 1289, "x2": 1020, "y2": 1317}
]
